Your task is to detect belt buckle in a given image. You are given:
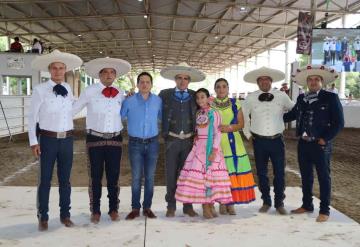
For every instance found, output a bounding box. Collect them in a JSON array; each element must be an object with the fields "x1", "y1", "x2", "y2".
[
  {"x1": 302, "y1": 136, "x2": 312, "y2": 142},
  {"x1": 57, "y1": 132, "x2": 66, "y2": 139},
  {"x1": 179, "y1": 131, "x2": 185, "y2": 139},
  {"x1": 103, "y1": 133, "x2": 113, "y2": 139}
]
